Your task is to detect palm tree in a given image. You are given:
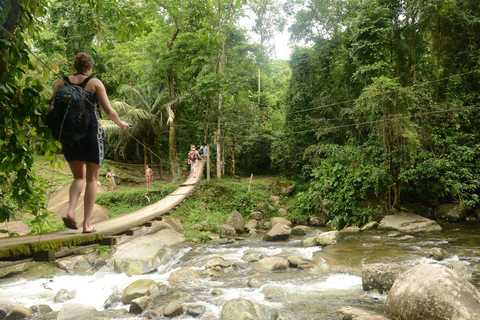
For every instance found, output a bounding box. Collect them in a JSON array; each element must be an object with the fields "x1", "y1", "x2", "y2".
[{"x1": 102, "y1": 84, "x2": 168, "y2": 166}]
